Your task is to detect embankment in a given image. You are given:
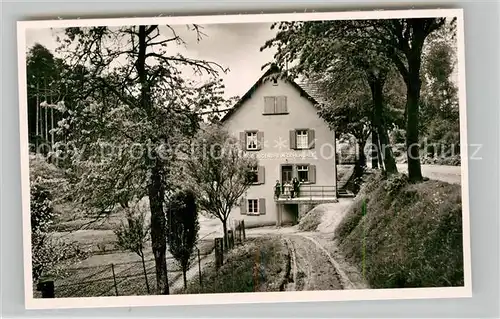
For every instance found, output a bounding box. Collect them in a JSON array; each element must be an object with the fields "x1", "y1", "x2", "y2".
[{"x1": 336, "y1": 172, "x2": 464, "y2": 288}]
